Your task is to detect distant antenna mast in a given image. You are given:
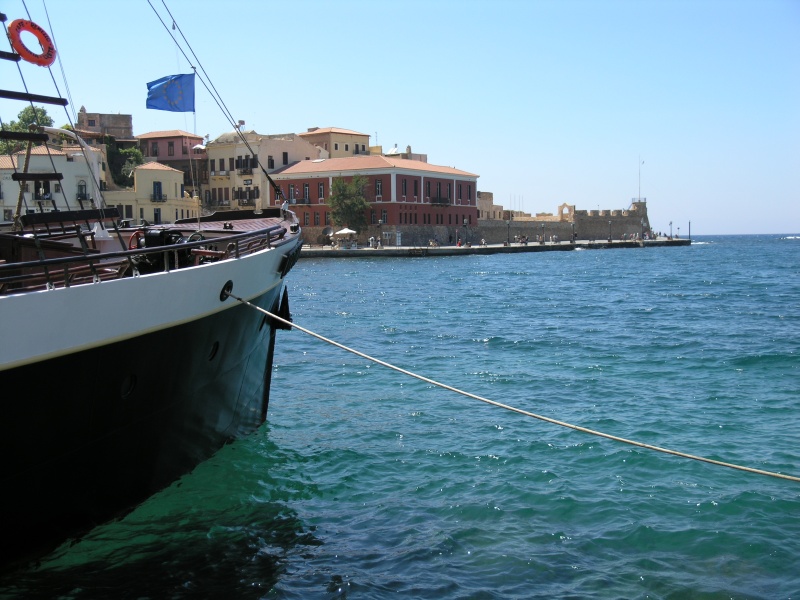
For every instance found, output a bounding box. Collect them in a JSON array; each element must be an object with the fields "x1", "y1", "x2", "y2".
[{"x1": 638, "y1": 155, "x2": 644, "y2": 202}]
